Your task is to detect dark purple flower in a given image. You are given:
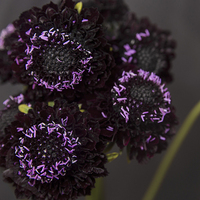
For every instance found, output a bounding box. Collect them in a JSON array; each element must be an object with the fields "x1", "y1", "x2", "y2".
[
  {"x1": 114, "y1": 17, "x2": 176, "y2": 83},
  {"x1": 82, "y1": 69, "x2": 177, "y2": 162},
  {"x1": 111, "y1": 69, "x2": 177, "y2": 162},
  {"x1": 0, "y1": 100, "x2": 108, "y2": 200},
  {"x1": 7, "y1": 0, "x2": 114, "y2": 93}
]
